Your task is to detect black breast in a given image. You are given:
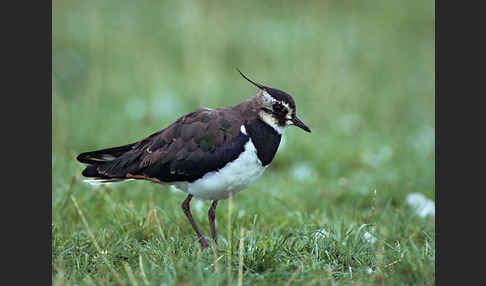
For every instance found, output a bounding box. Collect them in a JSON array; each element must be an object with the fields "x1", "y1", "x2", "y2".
[{"x1": 245, "y1": 119, "x2": 282, "y2": 166}]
